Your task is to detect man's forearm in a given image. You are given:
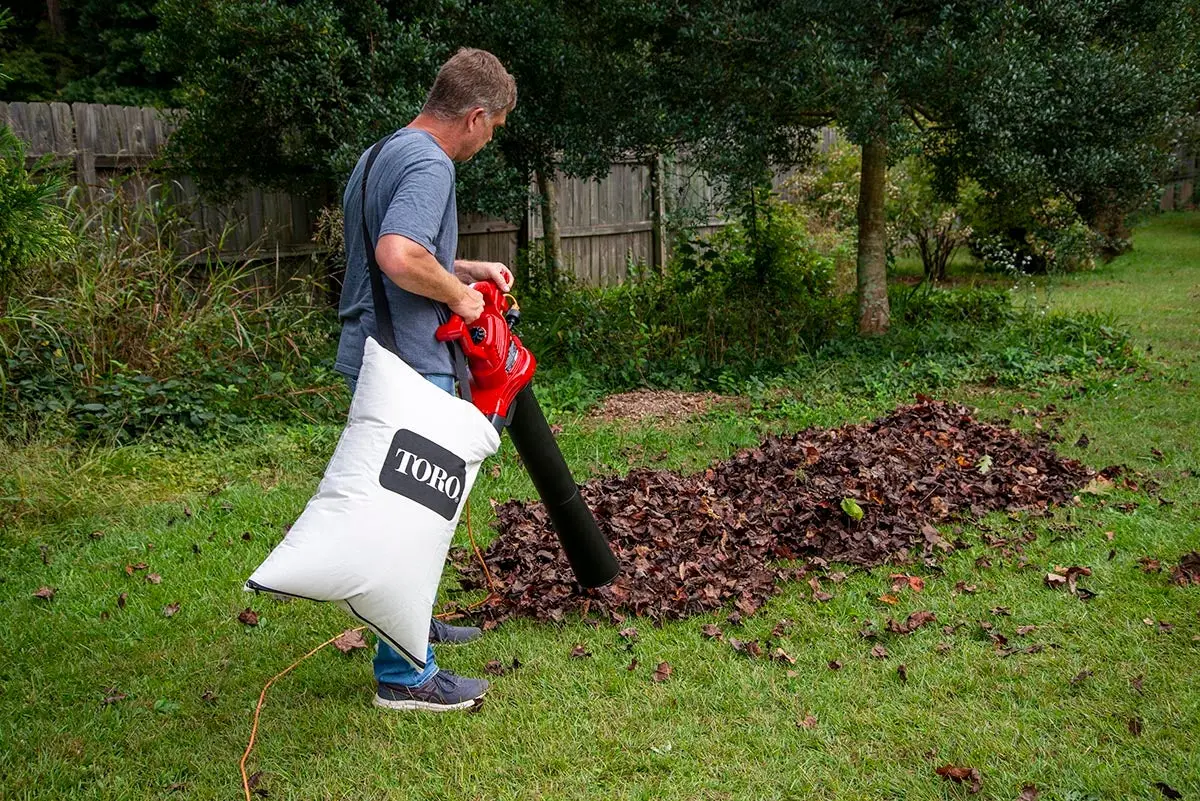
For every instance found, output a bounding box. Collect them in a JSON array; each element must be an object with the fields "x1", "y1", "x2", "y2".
[{"x1": 382, "y1": 250, "x2": 469, "y2": 305}]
